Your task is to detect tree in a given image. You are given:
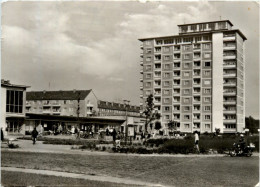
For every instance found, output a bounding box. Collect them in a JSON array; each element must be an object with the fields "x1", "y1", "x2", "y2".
[
  {"x1": 143, "y1": 94, "x2": 161, "y2": 132},
  {"x1": 154, "y1": 121, "x2": 161, "y2": 131},
  {"x1": 245, "y1": 116, "x2": 259, "y2": 134}
]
